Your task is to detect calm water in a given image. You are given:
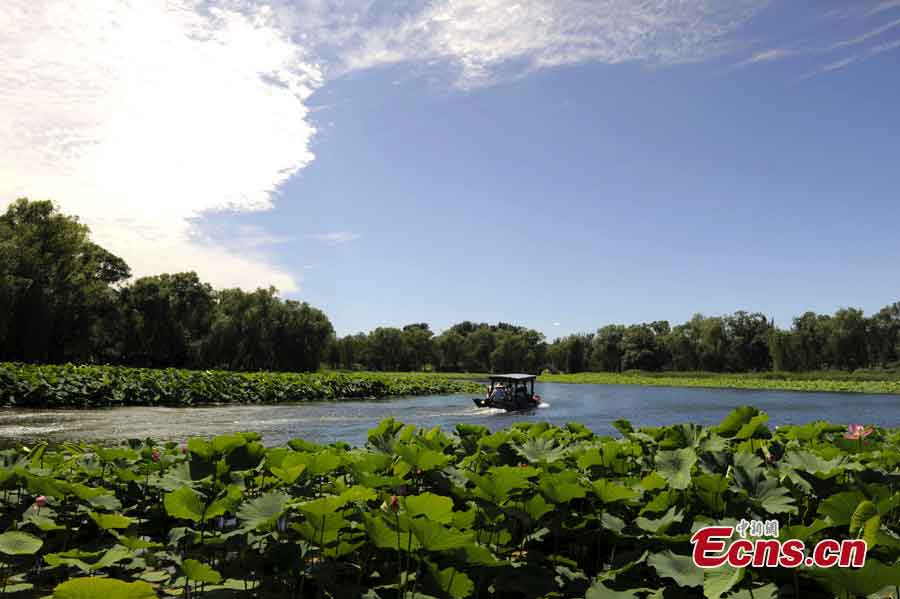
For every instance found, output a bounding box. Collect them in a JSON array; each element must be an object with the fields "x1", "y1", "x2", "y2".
[{"x1": 1, "y1": 383, "x2": 898, "y2": 447}]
